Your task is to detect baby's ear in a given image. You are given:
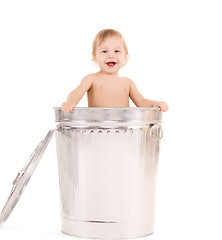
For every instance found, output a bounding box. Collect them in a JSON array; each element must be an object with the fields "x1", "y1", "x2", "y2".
[
  {"x1": 124, "y1": 52, "x2": 129, "y2": 65},
  {"x1": 122, "y1": 54, "x2": 128, "y2": 66},
  {"x1": 92, "y1": 52, "x2": 97, "y2": 62}
]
